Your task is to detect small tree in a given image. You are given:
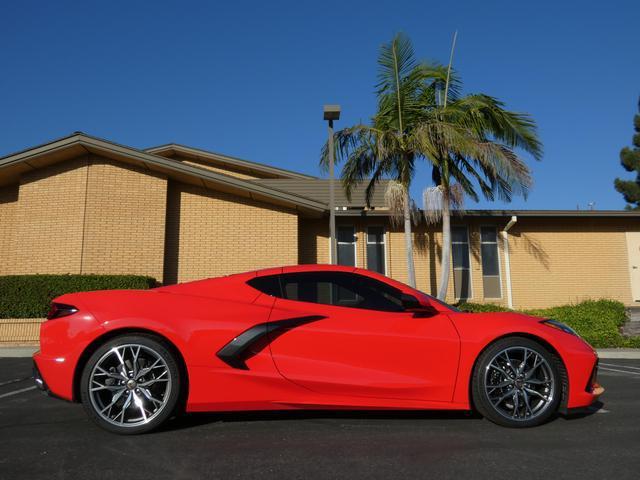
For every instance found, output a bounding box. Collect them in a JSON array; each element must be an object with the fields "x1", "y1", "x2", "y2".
[{"x1": 614, "y1": 98, "x2": 640, "y2": 210}]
